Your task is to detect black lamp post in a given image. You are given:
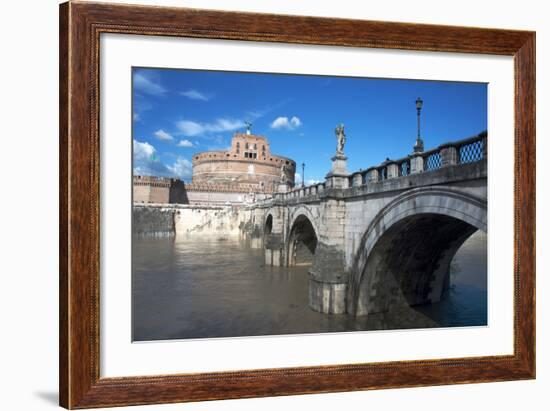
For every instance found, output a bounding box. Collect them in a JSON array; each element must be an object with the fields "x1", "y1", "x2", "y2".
[
  {"x1": 413, "y1": 97, "x2": 424, "y2": 153},
  {"x1": 301, "y1": 162, "x2": 305, "y2": 187}
]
